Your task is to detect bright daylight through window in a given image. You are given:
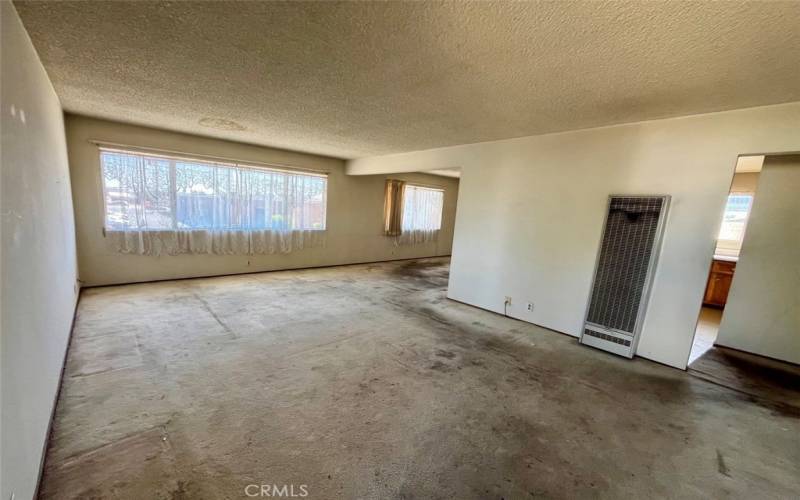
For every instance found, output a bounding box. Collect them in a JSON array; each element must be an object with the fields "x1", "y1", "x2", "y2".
[
  {"x1": 101, "y1": 149, "x2": 327, "y2": 232},
  {"x1": 401, "y1": 184, "x2": 444, "y2": 231},
  {"x1": 716, "y1": 193, "x2": 753, "y2": 256}
]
